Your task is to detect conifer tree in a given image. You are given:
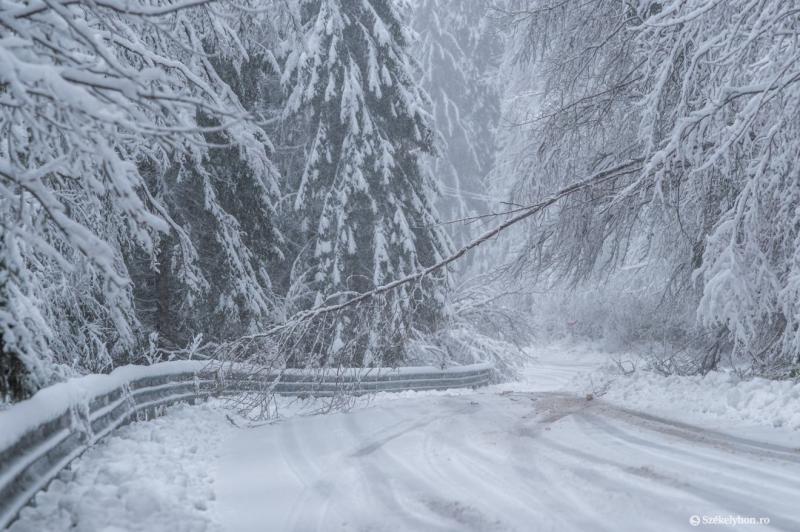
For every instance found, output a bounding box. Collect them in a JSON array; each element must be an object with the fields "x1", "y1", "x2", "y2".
[{"x1": 282, "y1": 0, "x2": 450, "y2": 365}]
